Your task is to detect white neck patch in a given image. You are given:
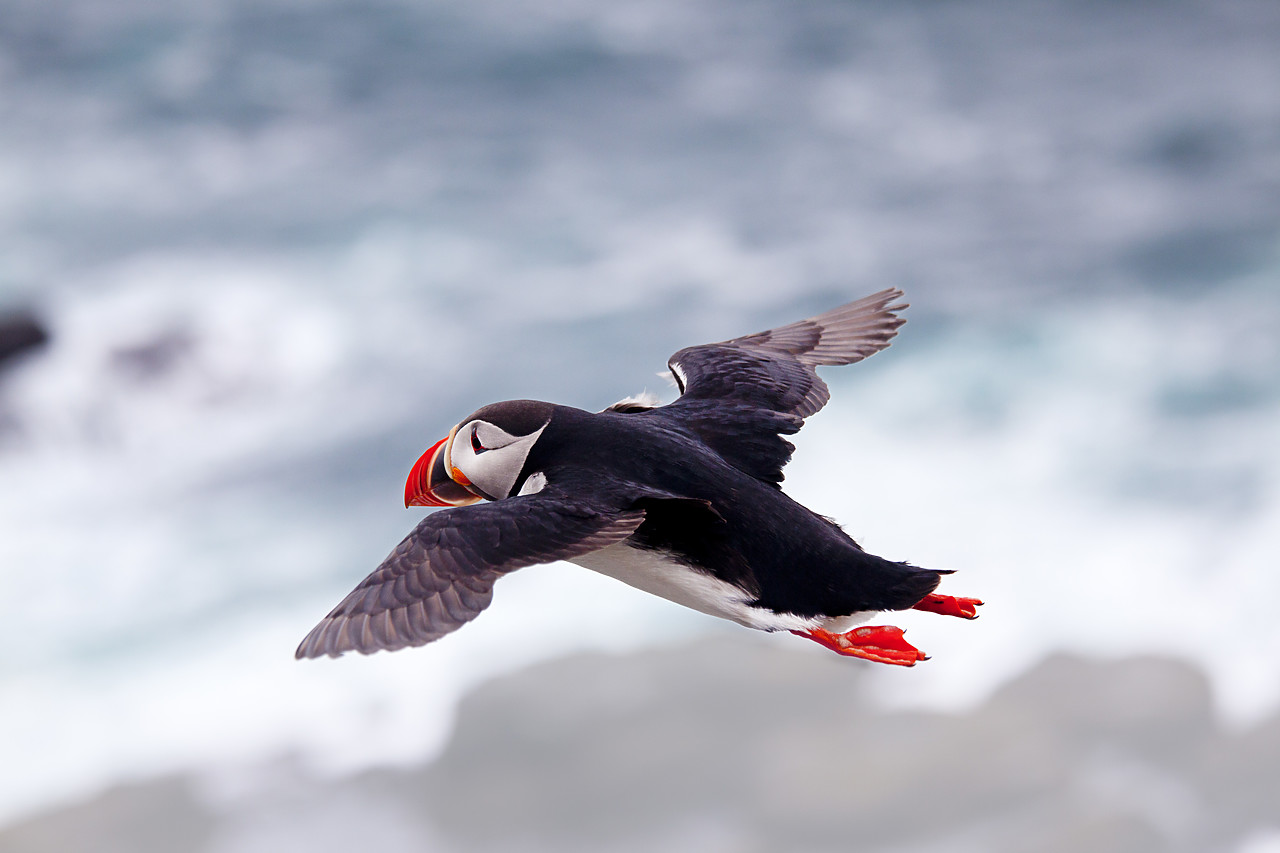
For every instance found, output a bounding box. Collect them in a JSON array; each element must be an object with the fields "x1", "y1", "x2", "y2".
[{"x1": 517, "y1": 471, "x2": 548, "y2": 497}]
